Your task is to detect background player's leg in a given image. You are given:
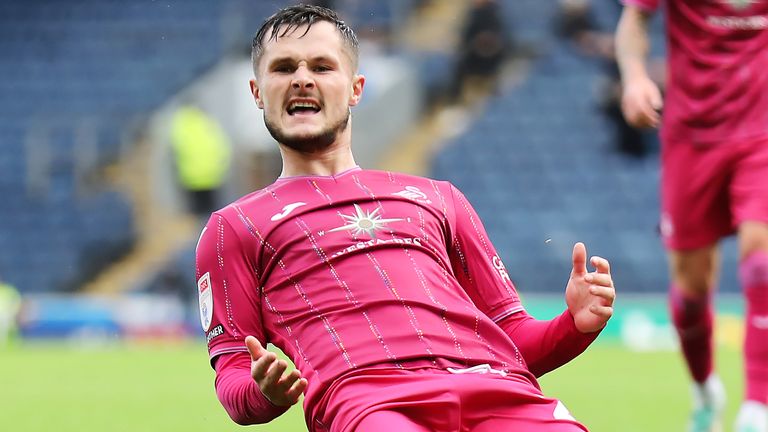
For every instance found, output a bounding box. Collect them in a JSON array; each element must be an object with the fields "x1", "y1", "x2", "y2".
[
  {"x1": 735, "y1": 221, "x2": 768, "y2": 431},
  {"x1": 668, "y1": 246, "x2": 726, "y2": 431},
  {"x1": 352, "y1": 410, "x2": 431, "y2": 432},
  {"x1": 668, "y1": 246, "x2": 720, "y2": 383}
]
